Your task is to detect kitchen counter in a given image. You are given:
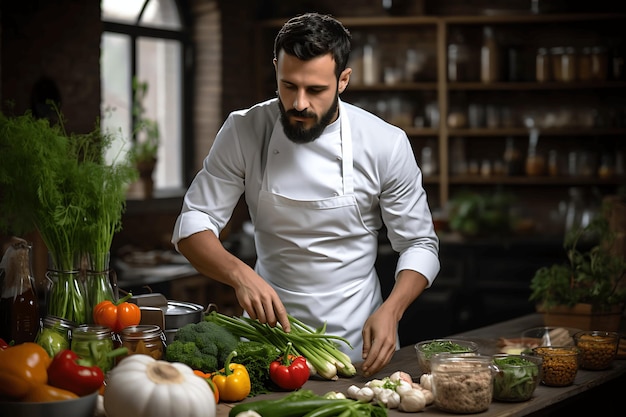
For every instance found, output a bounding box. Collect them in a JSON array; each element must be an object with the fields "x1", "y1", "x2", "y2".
[{"x1": 217, "y1": 313, "x2": 625, "y2": 416}]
